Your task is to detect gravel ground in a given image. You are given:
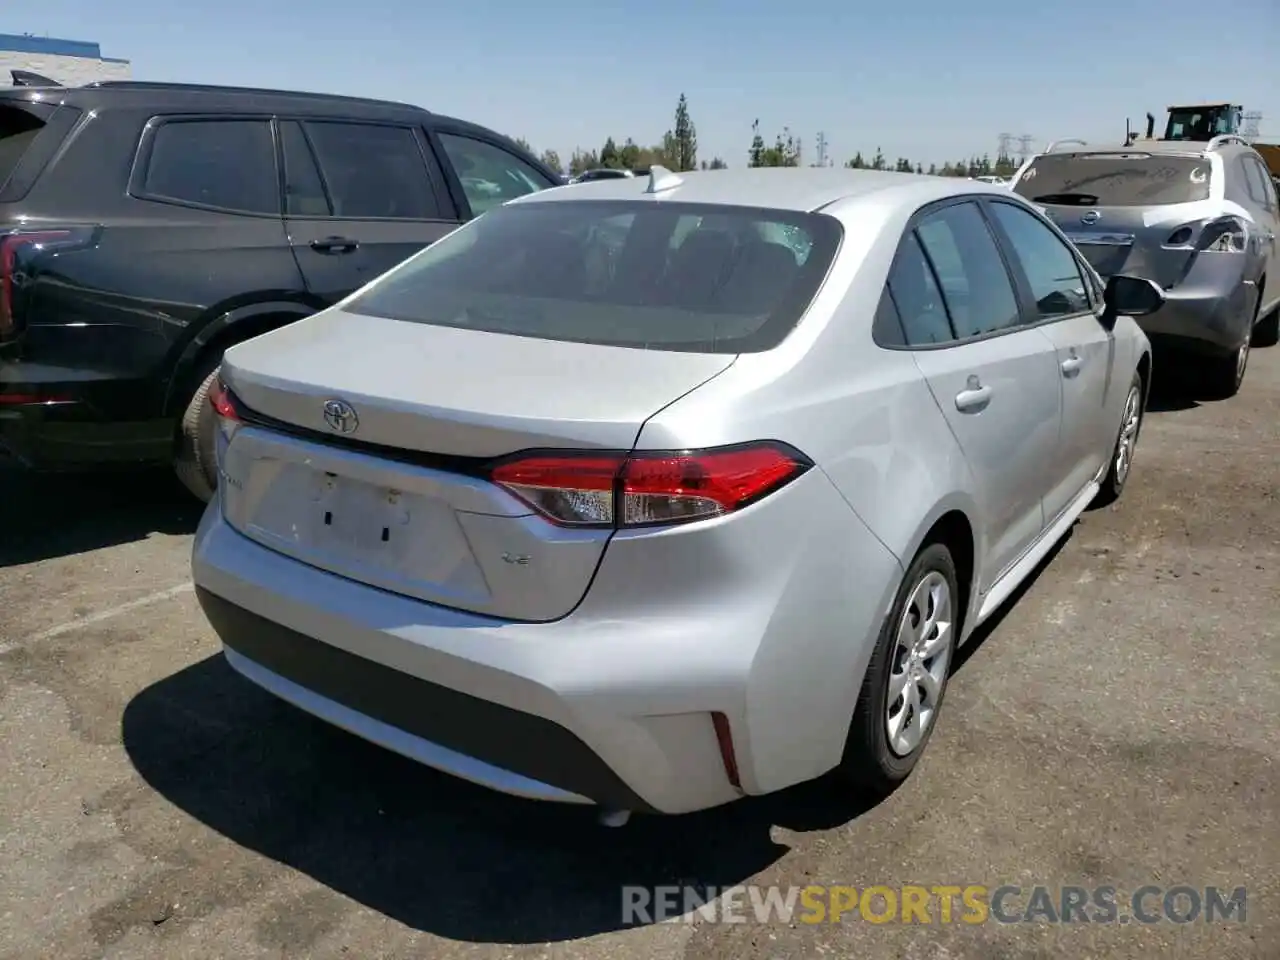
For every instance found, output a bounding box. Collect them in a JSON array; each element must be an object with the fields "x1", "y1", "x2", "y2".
[{"x1": 1, "y1": 346, "x2": 1277, "y2": 960}]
